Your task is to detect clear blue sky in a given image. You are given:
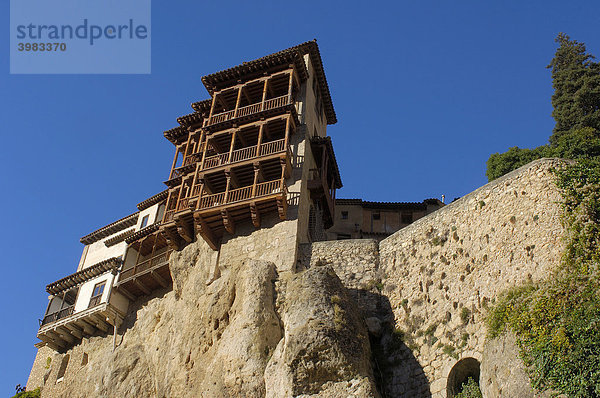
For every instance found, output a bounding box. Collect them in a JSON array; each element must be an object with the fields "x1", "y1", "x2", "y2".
[{"x1": 1, "y1": 0, "x2": 599, "y2": 394}]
